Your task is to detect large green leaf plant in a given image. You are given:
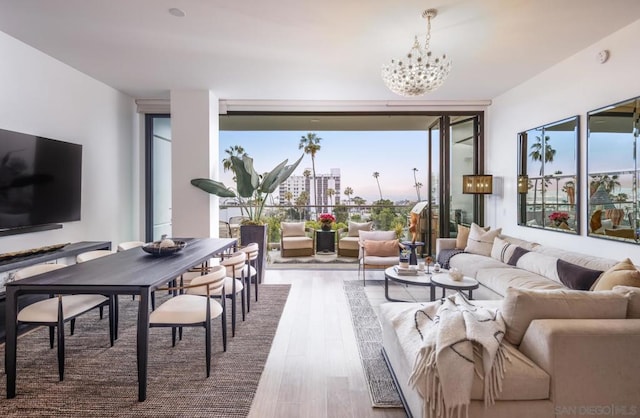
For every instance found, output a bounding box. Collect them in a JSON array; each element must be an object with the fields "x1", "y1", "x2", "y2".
[{"x1": 191, "y1": 154, "x2": 303, "y2": 224}]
